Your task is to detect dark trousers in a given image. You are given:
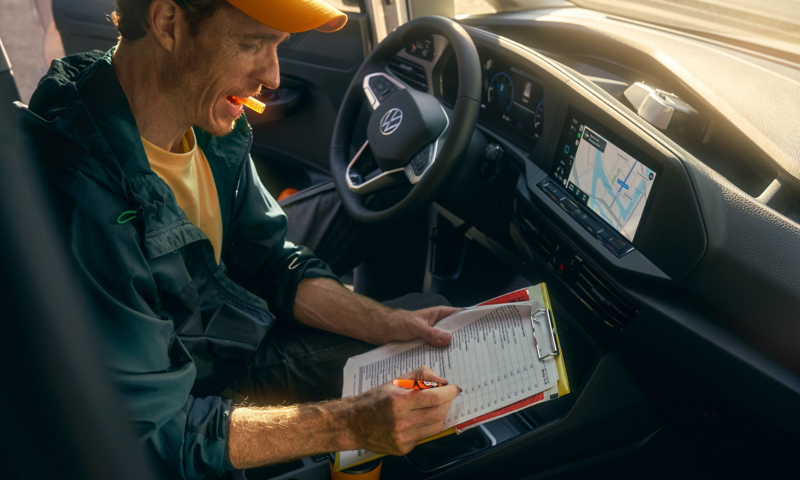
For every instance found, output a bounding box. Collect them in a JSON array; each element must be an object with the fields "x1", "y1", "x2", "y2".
[
  {"x1": 279, "y1": 181, "x2": 428, "y2": 302},
  {"x1": 230, "y1": 181, "x2": 444, "y2": 406},
  {"x1": 230, "y1": 293, "x2": 449, "y2": 405}
]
